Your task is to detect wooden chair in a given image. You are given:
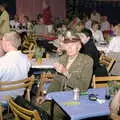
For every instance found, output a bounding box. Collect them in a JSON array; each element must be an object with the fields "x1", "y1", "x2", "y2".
[
  {"x1": 0, "y1": 75, "x2": 35, "y2": 101},
  {"x1": 8, "y1": 96, "x2": 41, "y2": 120},
  {"x1": 35, "y1": 72, "x2": 53, "y2": 103},
  {"x1": 21, "y1": 33, "x2": 37, "y2": 54},
  {"x1": 22, "y1": 40, "x2": 36, "y2": 54},
  {"x1": 99, "y1": 54, "x2": 116, "y2": 72},
  {"x1": 0, "y1": 76, "x2": 35, "y2": 119},
  {"x1": 92, "y1": 75, "x2": 120, "y2": 88}
]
